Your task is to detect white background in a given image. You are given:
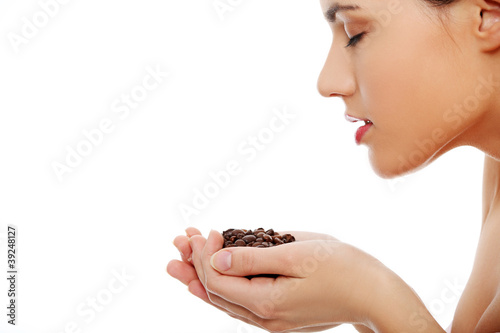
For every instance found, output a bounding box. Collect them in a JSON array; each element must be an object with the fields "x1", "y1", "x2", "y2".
[{"x1": 0, "y1": 0, "x2": 484, "y2": 332}]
